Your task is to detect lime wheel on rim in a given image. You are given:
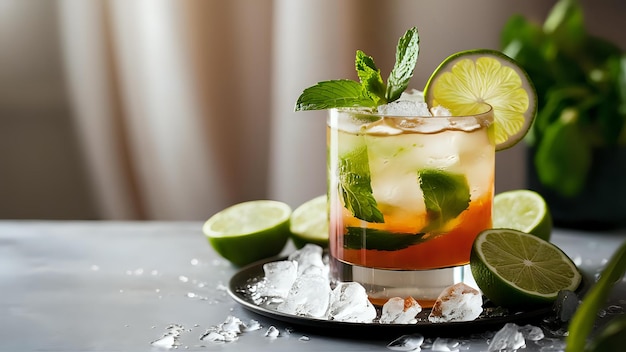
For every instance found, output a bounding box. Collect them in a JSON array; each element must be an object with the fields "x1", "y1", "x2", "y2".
[{"x1": 424, "y1": 49, "x2": 537, "y2": 151}]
